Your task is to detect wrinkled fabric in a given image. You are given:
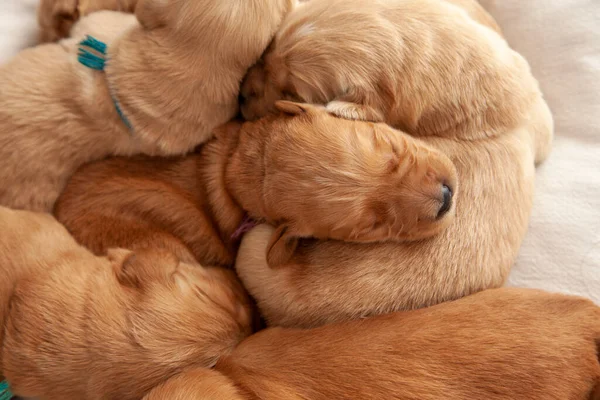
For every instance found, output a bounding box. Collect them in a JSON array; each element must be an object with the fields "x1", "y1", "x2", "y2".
[{"x1": 480, "y1": 0, "x2": 600, "y2": 303}]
